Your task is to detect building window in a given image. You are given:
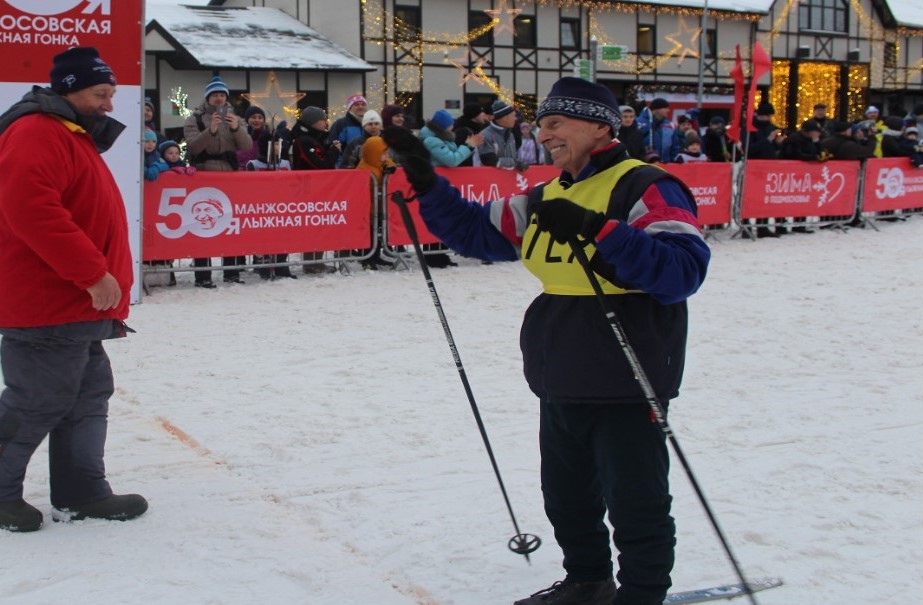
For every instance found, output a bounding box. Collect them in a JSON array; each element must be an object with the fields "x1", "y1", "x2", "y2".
[
  {"x1": 705, "y1": 28, "x2": 717, "y2": 58},
  {"x1": 514, "y1": 92, "x2": 538, "y2": 123},
  {"x1": 395, "y1": 91, "x2": 421, "y2": 129},
  {"x1": 394, "y1": 5, "x2": 421, "y2": 42},
  {"x1": 469, "y1": 11, "x2": 493, "y2": 47},
  {"x1": 560, "y1": 18, "x2": 579, "y2": 49},
  {"x1": 798, "y1": 0, "x2": 847, "y2": 34},
  {"x1": 883, "y1": 42, "x2": 897, "y2": 68},
  {"x1": 637, "y1": 24, "x2": 655, "y2": 55},
  {"x1": 514, "y1": 15, "x2": 537, "y2": 48},
  {"x1": 297, "y1": 92, "x2": 328, "y2": 114}
]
